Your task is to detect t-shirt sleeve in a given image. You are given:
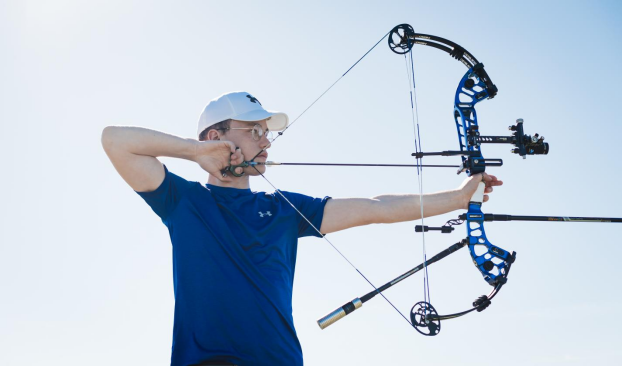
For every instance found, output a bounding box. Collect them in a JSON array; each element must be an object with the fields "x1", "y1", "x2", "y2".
[
  {"x1": 280, "y1": 191, "x2": 331, "y2": 238},
  {"x1": 135, "y1": 165, "x2": 195, "y2": 222}
]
